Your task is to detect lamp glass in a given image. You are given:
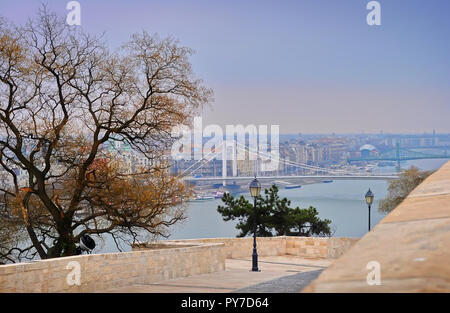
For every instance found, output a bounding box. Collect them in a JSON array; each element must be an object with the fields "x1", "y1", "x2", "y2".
[
  {"x1": 249, "y1": 178, "x2": 261, "y2": 198},
  {"x1": 365, "y1": 189, "x2": 374, "y2": 205}
]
